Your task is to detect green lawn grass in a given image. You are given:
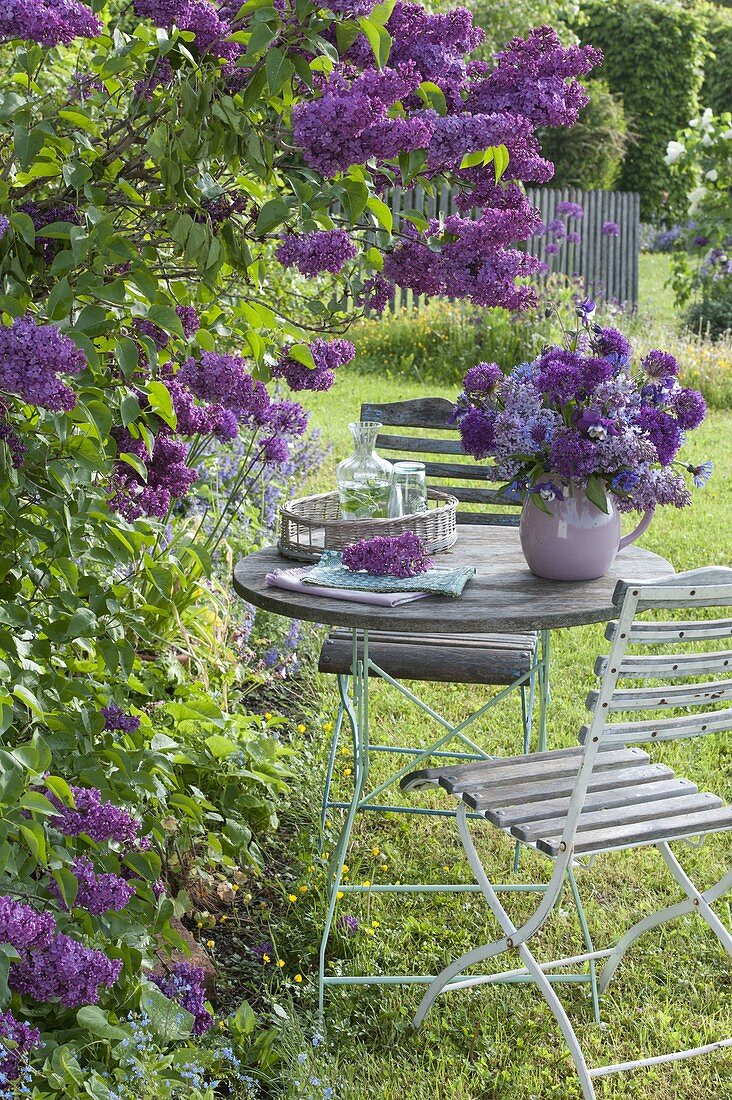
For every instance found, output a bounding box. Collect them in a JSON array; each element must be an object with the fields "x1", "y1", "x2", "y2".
[
  {"x1": 637, "y1": 253, "x2": 677, "y2": 331},
  {"x1": 275, "y1": 371, "x2": 732, "y2": 1099}
]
